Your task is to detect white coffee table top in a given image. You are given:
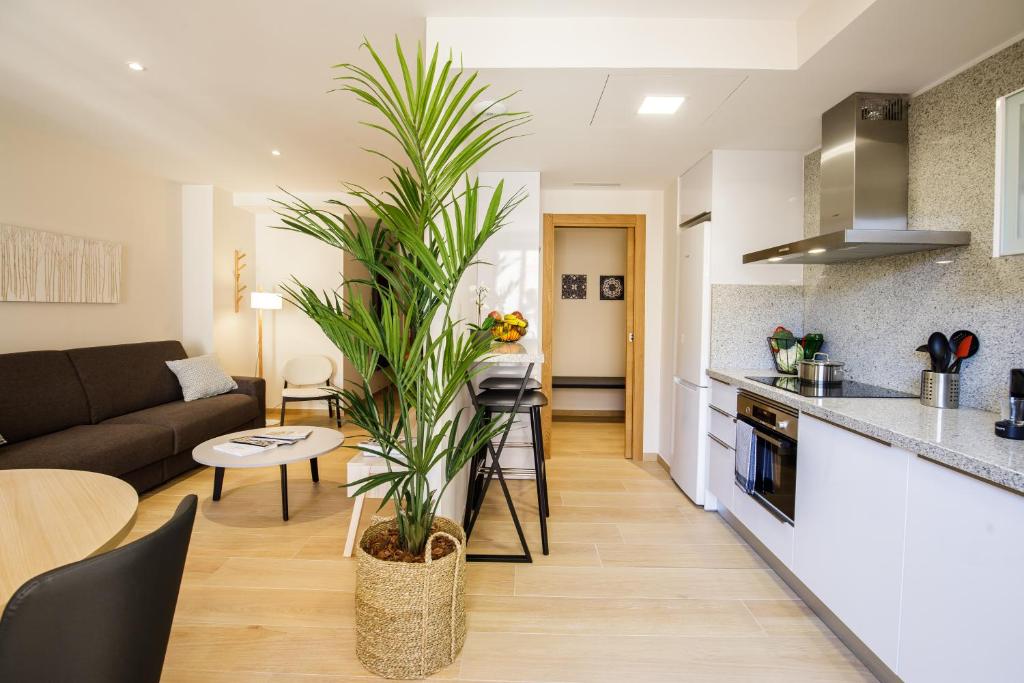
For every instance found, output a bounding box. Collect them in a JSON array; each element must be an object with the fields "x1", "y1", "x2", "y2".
[{"x1": 193, "y1": 426, "x2": 344, "y2": 469}]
